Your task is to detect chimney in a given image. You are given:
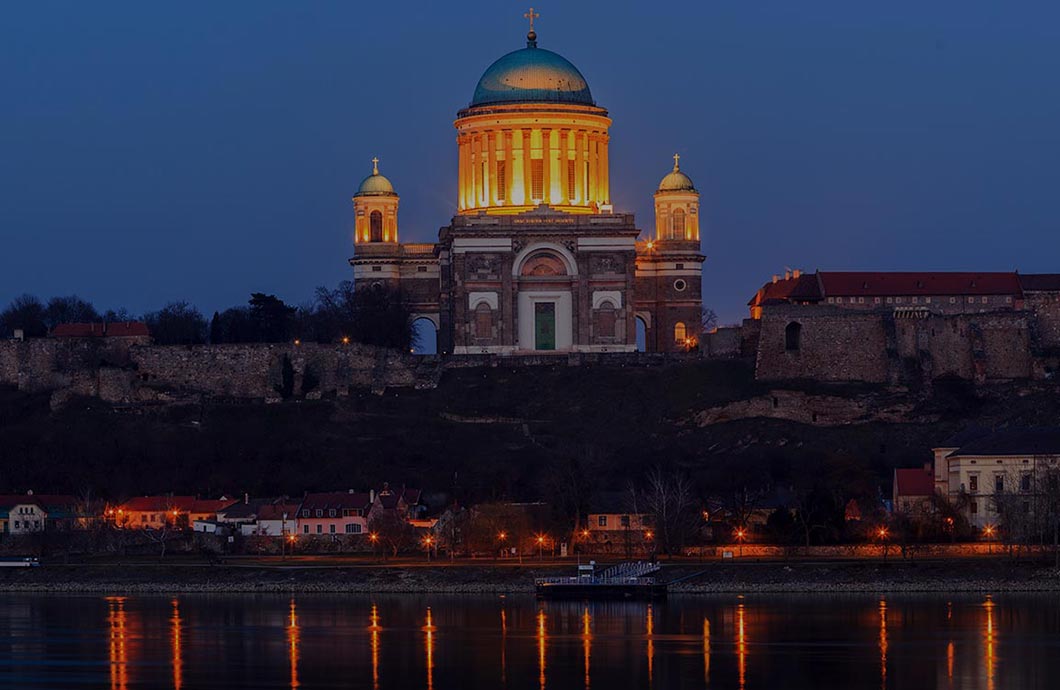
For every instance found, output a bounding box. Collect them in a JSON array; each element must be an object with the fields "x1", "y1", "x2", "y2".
[
  {"x1": 348, "y1": 488, "x2": 354, "y2": 494},
  {"x1": 784, "y1": 269, "x2": 792, "y2": 280},
  {"x1": 26, "y1": 489, "x2": 33, "y2": 496},
  {"x1": 370, "y1": 489, "x2": 376, "y2": 503},
  {"x1": 244, "y1": 492, "x2": 249, "y2": 505},
  {"x1": 793, "y1": 269, "x2": 801, "y2": 279},
  {"x1": 772, "y1": 275, "x2": 779, "y2": 284}
]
